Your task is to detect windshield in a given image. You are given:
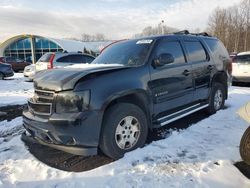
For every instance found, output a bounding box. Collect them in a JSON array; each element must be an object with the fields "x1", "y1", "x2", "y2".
[
  {"x1": 92, "y1": 39, "x2": 153, "y2": 66},
  {"x1": 234, "y1": 54, "x2": 250, "y2": 63}
]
